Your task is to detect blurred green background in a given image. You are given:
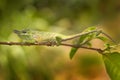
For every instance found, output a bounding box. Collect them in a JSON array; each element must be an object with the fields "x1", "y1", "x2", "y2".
[{"x1": 0, "y1": 0, "x2": 120, "y2": 80}]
